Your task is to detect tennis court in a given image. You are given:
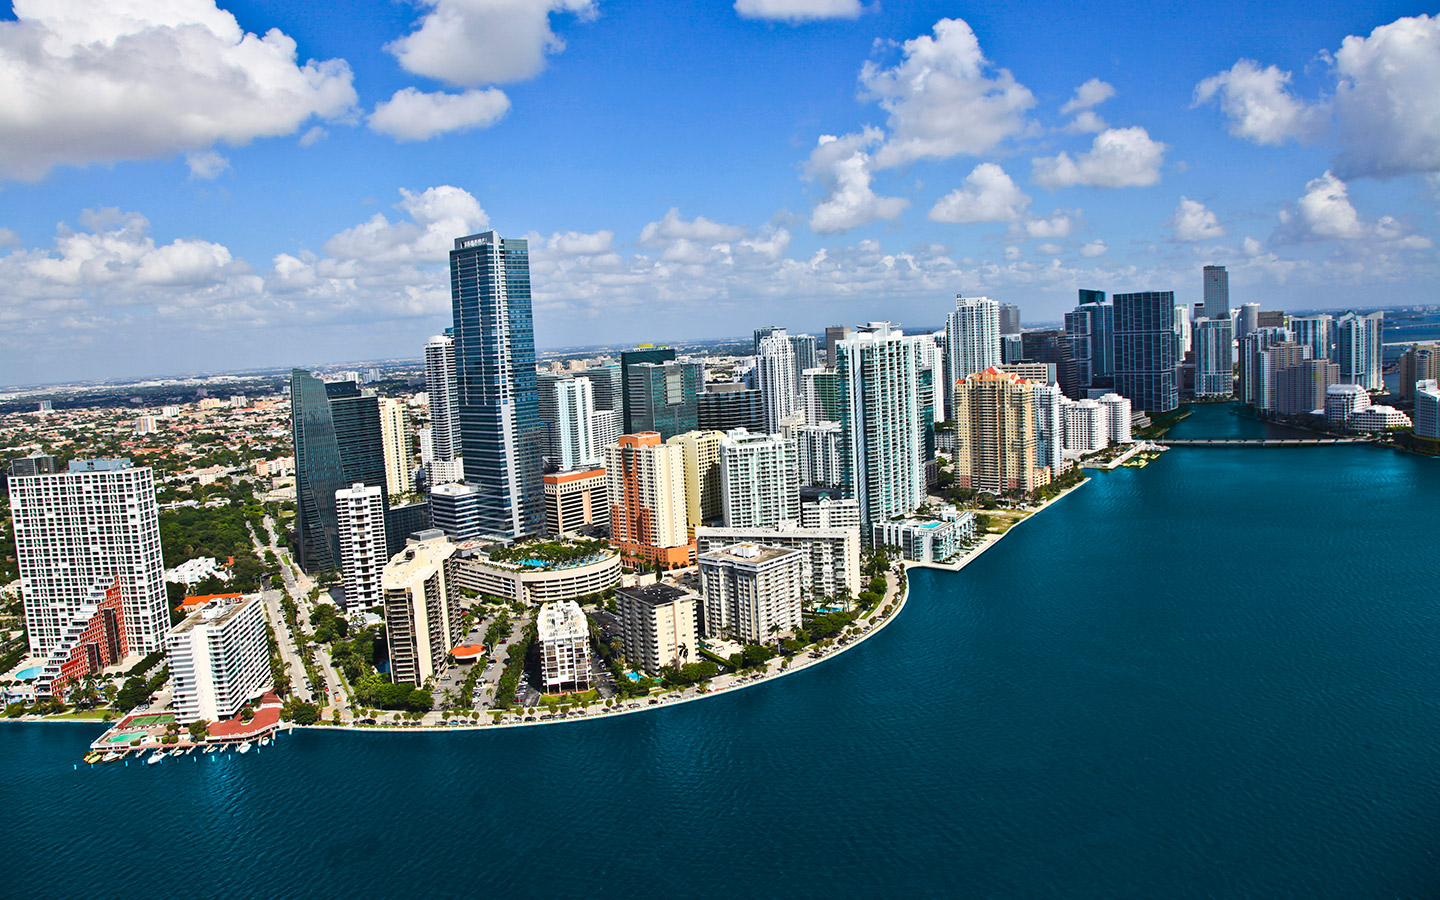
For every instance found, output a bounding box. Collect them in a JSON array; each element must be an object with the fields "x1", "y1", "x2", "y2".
[{"x1": 126, "y1": 714, "x2": 174, "y2": 726}]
